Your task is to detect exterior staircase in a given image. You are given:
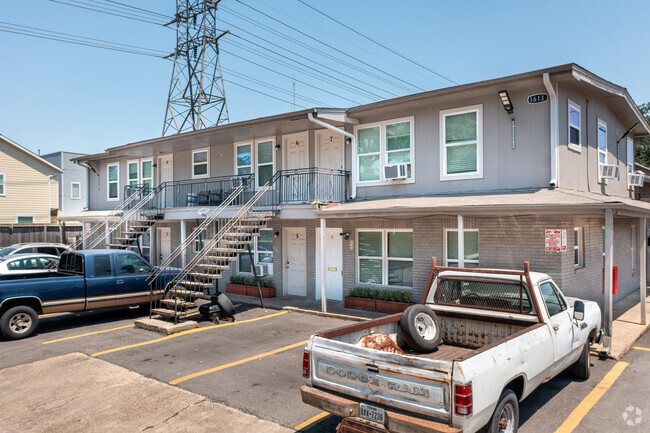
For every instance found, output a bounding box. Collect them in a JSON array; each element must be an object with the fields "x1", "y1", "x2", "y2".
[{"x1": 148, "y1": 174, "x2": 278, "y2": 322}]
